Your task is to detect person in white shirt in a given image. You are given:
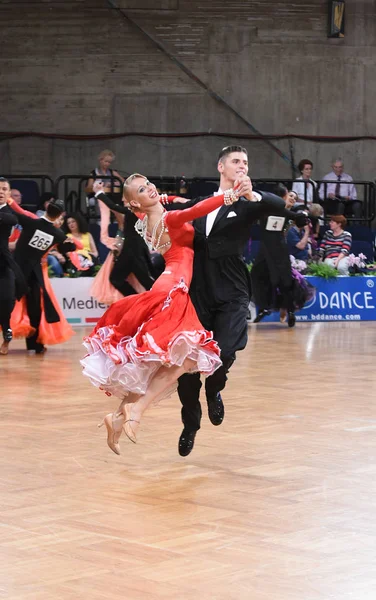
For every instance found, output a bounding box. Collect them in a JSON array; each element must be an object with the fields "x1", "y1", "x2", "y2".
[
  {"x1": 319, "y1": 158, "x2": 361, "y2": 218},
  {"x1": 291, "y1": 159, "x2": 318, "y2": 208}
]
